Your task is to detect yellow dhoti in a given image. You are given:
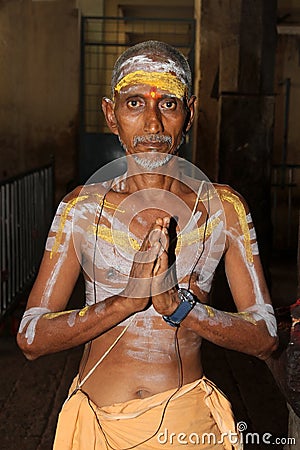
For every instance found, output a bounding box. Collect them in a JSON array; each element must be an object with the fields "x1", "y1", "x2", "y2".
[{"x1": 53, "y1": 377, "x2": 242, "y2": 450}]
